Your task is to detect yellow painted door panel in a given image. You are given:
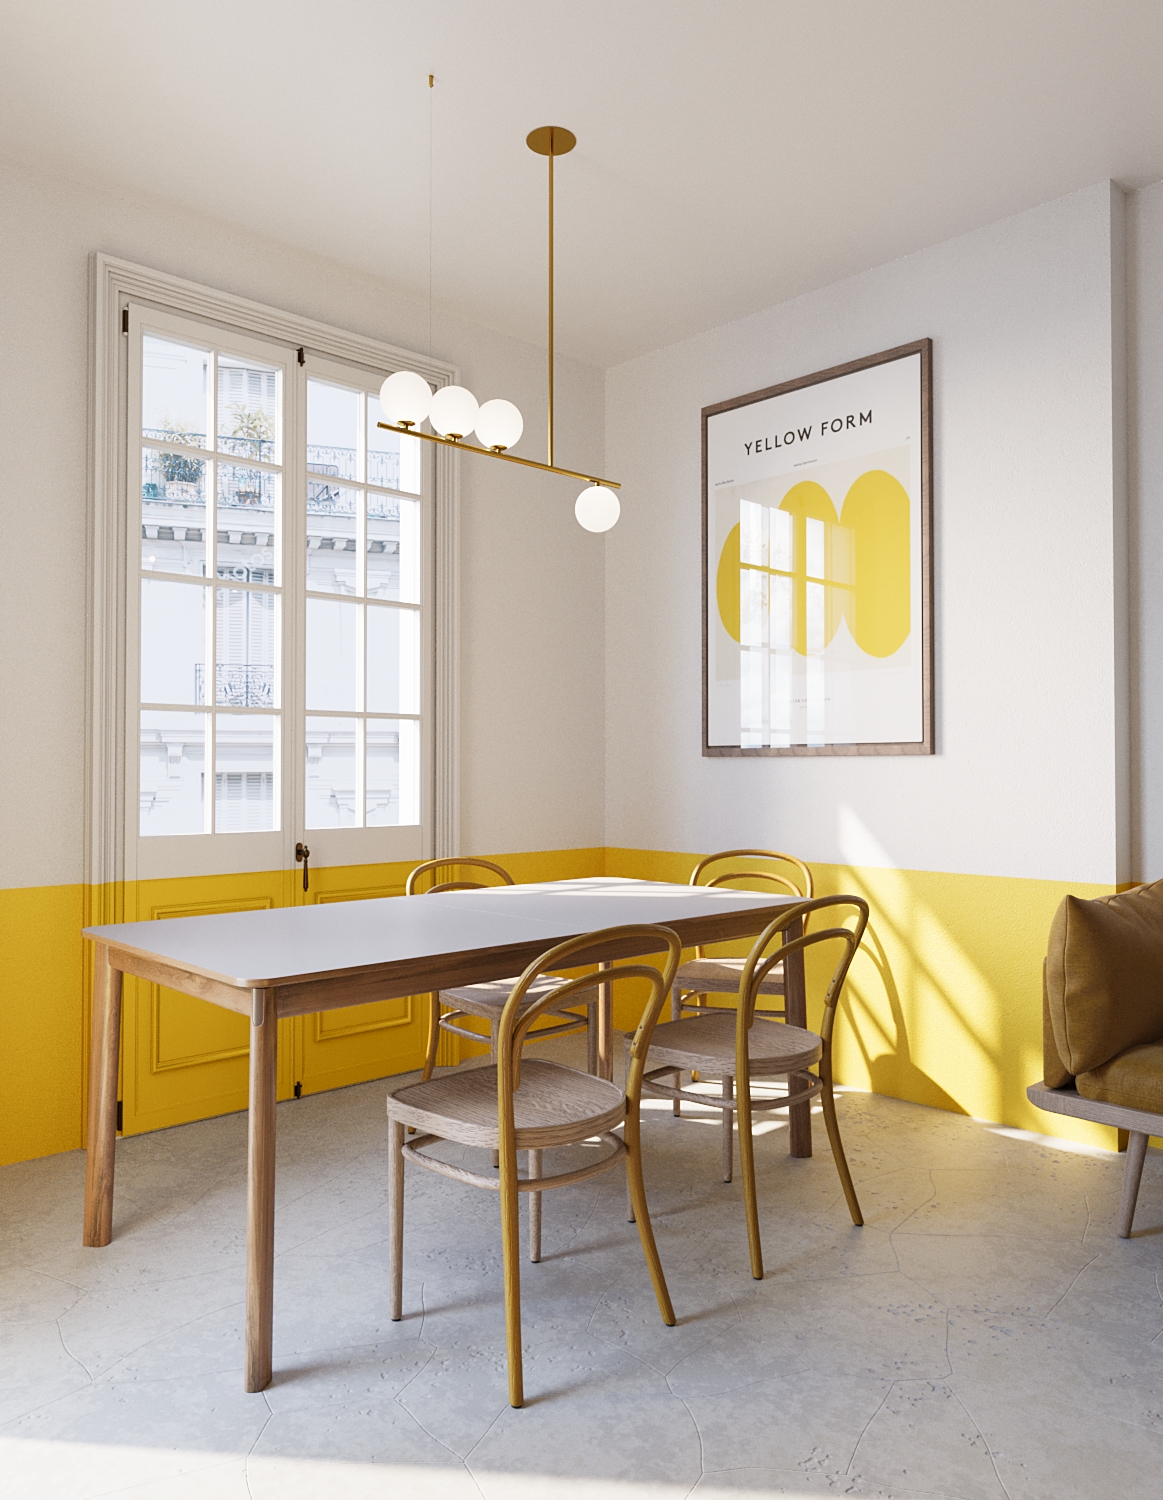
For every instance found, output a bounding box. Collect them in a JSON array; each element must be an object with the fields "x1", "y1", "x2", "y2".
[
  {"x1": 294, "y1": 876, "x2": 440, "y2": 1095},
  {"x1": 121, "y1": 876, "x2": 296, "y2": 1135}
]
